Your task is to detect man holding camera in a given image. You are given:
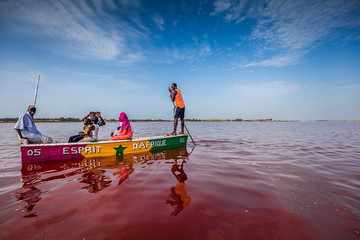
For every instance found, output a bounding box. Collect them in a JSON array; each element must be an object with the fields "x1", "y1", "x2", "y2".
[{"x1": 82, "y1": 111, "x2": 106, "y2": 140}]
